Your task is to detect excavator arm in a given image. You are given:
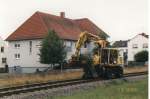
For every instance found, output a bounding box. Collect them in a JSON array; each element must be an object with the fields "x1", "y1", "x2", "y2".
[{"x1": 74, "y1": 31, "x2": 108, "y2": 58}]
